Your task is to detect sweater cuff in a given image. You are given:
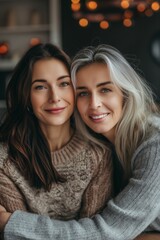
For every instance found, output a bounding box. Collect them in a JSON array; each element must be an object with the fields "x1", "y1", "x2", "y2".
[{"x1": 4, "y1": 210, "x2": 59, "y2": 240}]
